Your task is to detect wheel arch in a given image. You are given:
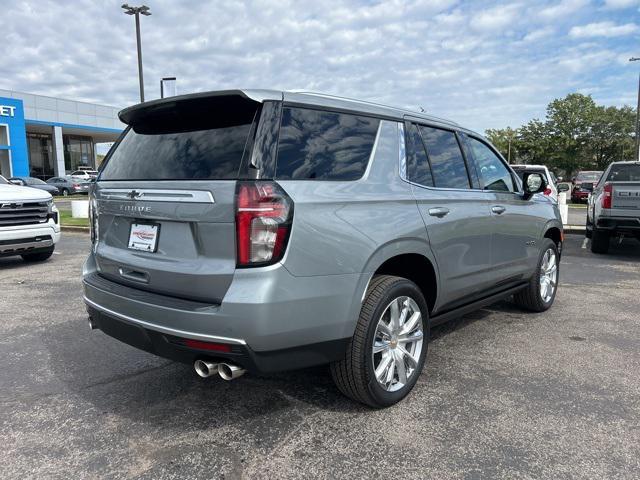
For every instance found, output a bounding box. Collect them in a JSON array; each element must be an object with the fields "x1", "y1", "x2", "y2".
[{"x1": 344, "y1": 239, "x2": 440, "y2": 340}]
